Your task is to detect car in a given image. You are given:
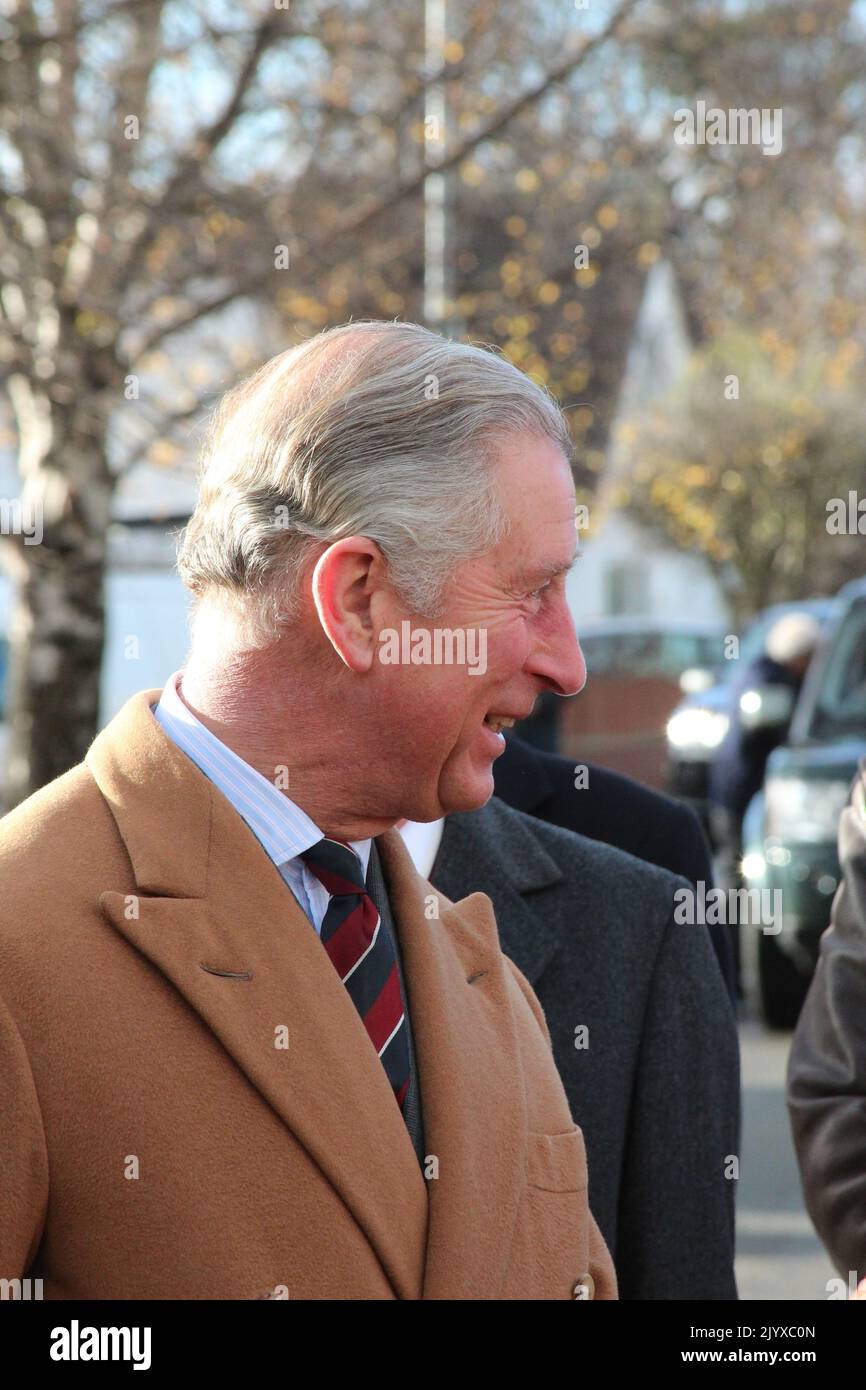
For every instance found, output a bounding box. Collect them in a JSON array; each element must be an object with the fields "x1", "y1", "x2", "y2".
[
  {"x1": 548, "y1": 617, "x2": 727, "y2": 790},
  {"x1": 666, "y1": 600, "x2": 836, "y2": 838},
  {"x1": 740, "y1": 578, "x2": 866, "y2": 1027}
]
